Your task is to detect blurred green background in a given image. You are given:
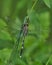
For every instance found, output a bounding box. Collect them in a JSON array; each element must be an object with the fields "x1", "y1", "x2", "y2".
[{"x1": 0, "y1": 0, "x2": 52, "y2": 65}]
